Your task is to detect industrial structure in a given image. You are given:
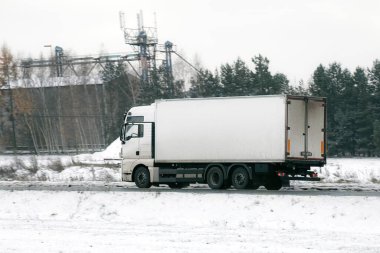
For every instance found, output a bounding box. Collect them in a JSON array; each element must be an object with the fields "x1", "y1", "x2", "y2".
[
  {"x1": 19, "y1": 11, "x2": 178, "y2": 95},
  {"x1": 1, "y1": 11, "x2": 196, "y2": 154}
]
